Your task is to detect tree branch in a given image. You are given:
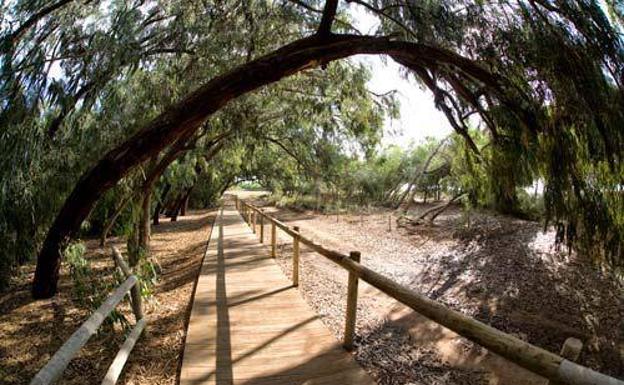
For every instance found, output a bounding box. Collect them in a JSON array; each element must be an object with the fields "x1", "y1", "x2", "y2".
[{"x1": 317, "y1": 0, "x2": 339, "y2": 36}]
